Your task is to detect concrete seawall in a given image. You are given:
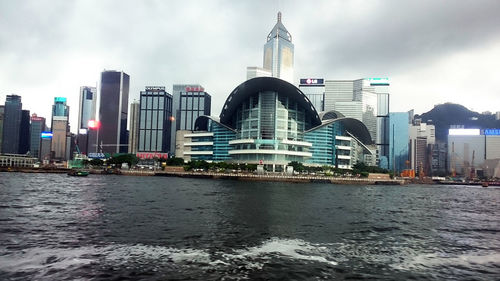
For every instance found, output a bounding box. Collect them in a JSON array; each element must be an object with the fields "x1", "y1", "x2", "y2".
[{"x1": 154, "y1": 171, "x2": 406, "y2": 185}]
